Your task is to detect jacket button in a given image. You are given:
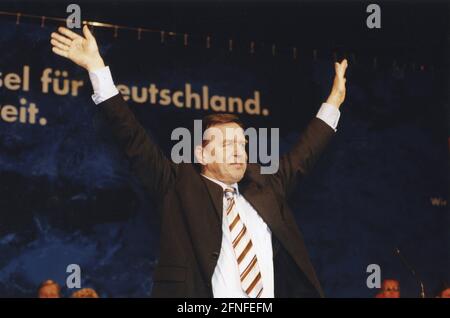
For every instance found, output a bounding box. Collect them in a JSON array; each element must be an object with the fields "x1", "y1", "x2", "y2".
[{"x1": 212, "y1": 252, "x2": 219, "y2": 259}]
